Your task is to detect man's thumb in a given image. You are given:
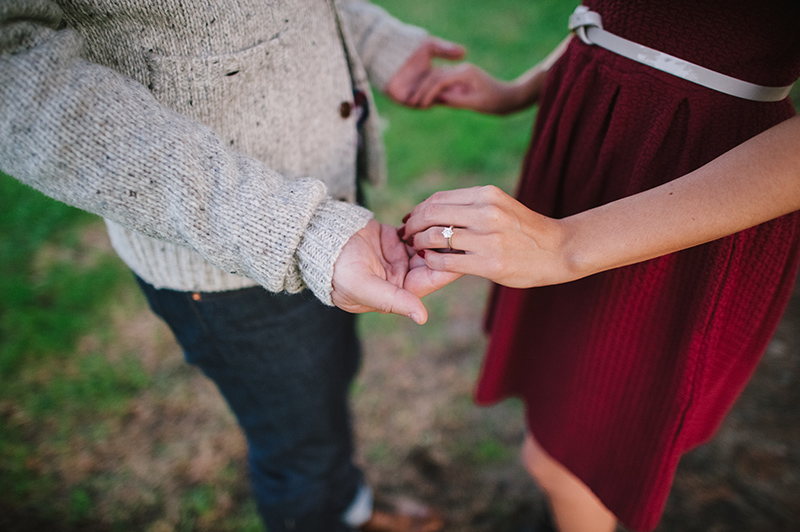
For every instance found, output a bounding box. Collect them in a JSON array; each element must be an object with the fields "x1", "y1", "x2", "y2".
[
  {"x1": 392, "y1": 287, "x2": 429, "y2": 325},
  {"x1": 355, "y1": 273, "x2": 429, "y2": 325}
]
